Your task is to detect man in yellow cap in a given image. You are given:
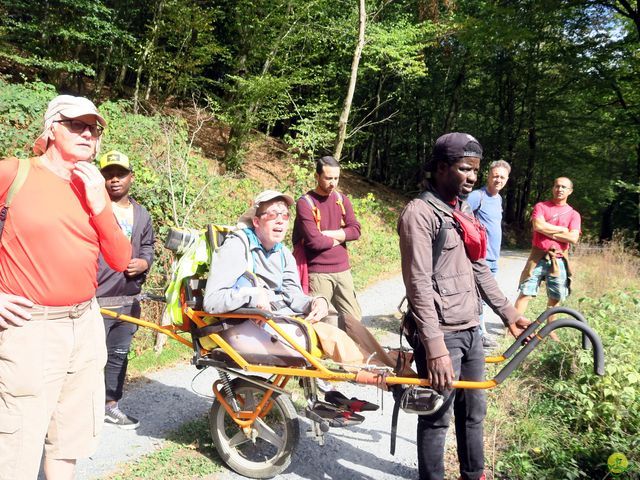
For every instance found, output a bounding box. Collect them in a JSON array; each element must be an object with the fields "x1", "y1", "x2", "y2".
[{"x1": 96, "y1": 150, "x2": 155, "y2": 430}]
